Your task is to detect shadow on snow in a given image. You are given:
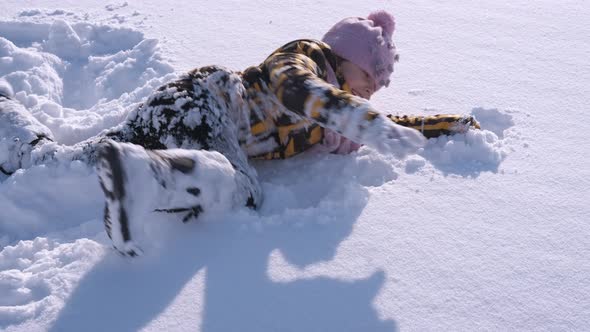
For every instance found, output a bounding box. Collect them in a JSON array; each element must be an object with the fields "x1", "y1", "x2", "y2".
[{"x1": 49, "y1": 154, "x2": 398, "y2": 332}]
